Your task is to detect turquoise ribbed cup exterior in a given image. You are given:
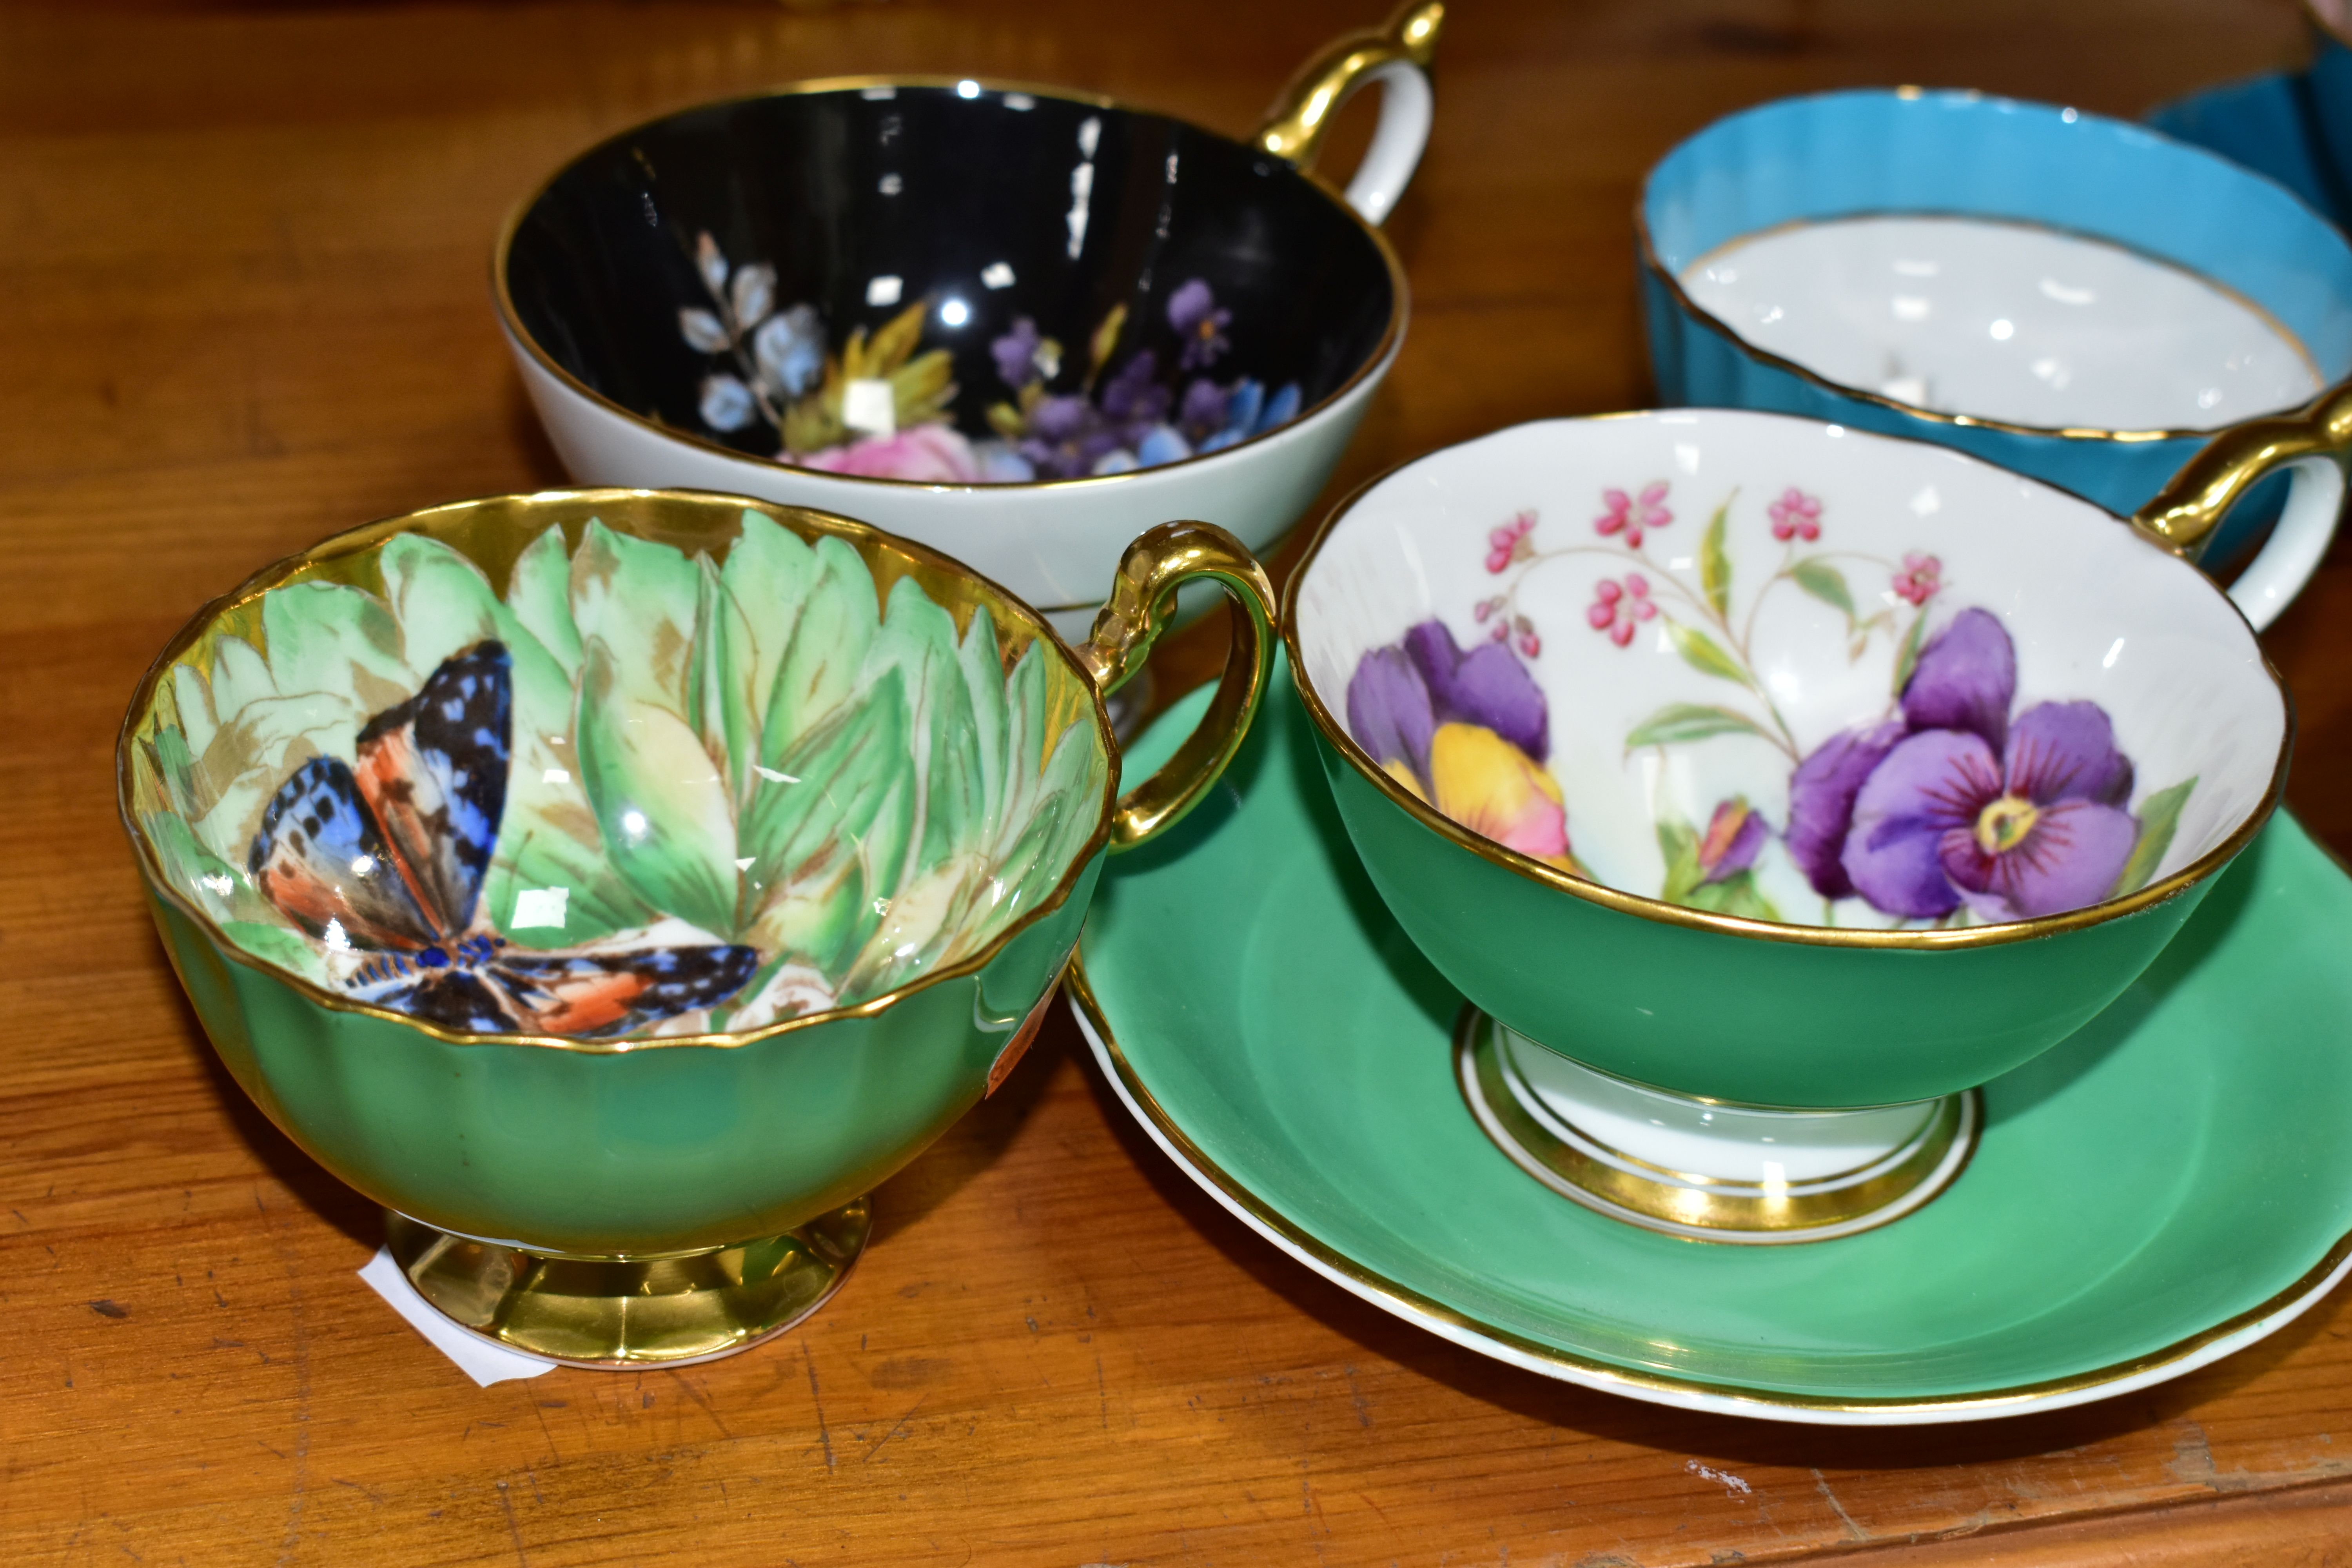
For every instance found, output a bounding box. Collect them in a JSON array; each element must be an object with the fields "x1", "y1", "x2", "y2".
[{"x1": 1641, "y1": 89, "x2": 2352, "y2": 560}]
